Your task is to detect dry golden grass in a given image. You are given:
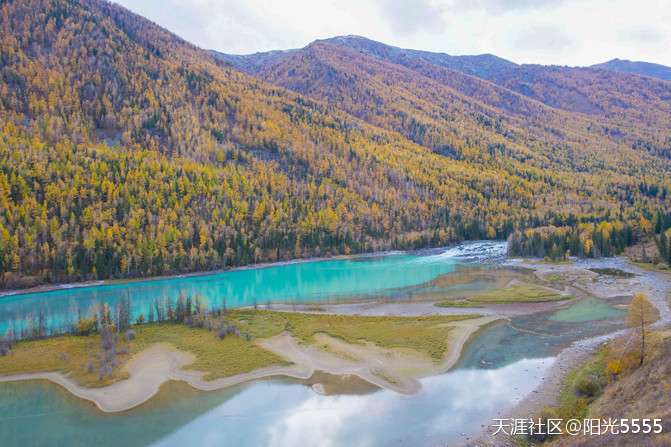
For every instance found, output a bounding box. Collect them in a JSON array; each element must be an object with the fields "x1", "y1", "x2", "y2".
[
  {"x1": 550, "y1": 330, "x2": 671, "y2": 447},
  {"x1": 0, "y1": 334, "x2": 130, "y2": 387}
]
